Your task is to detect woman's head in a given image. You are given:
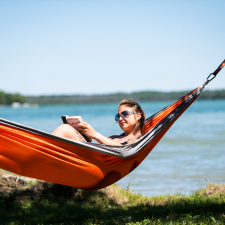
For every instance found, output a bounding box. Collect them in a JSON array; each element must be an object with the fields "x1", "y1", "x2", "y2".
[{"x1": 117, "y1": 99, "x2": 145, "y2": 134}]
